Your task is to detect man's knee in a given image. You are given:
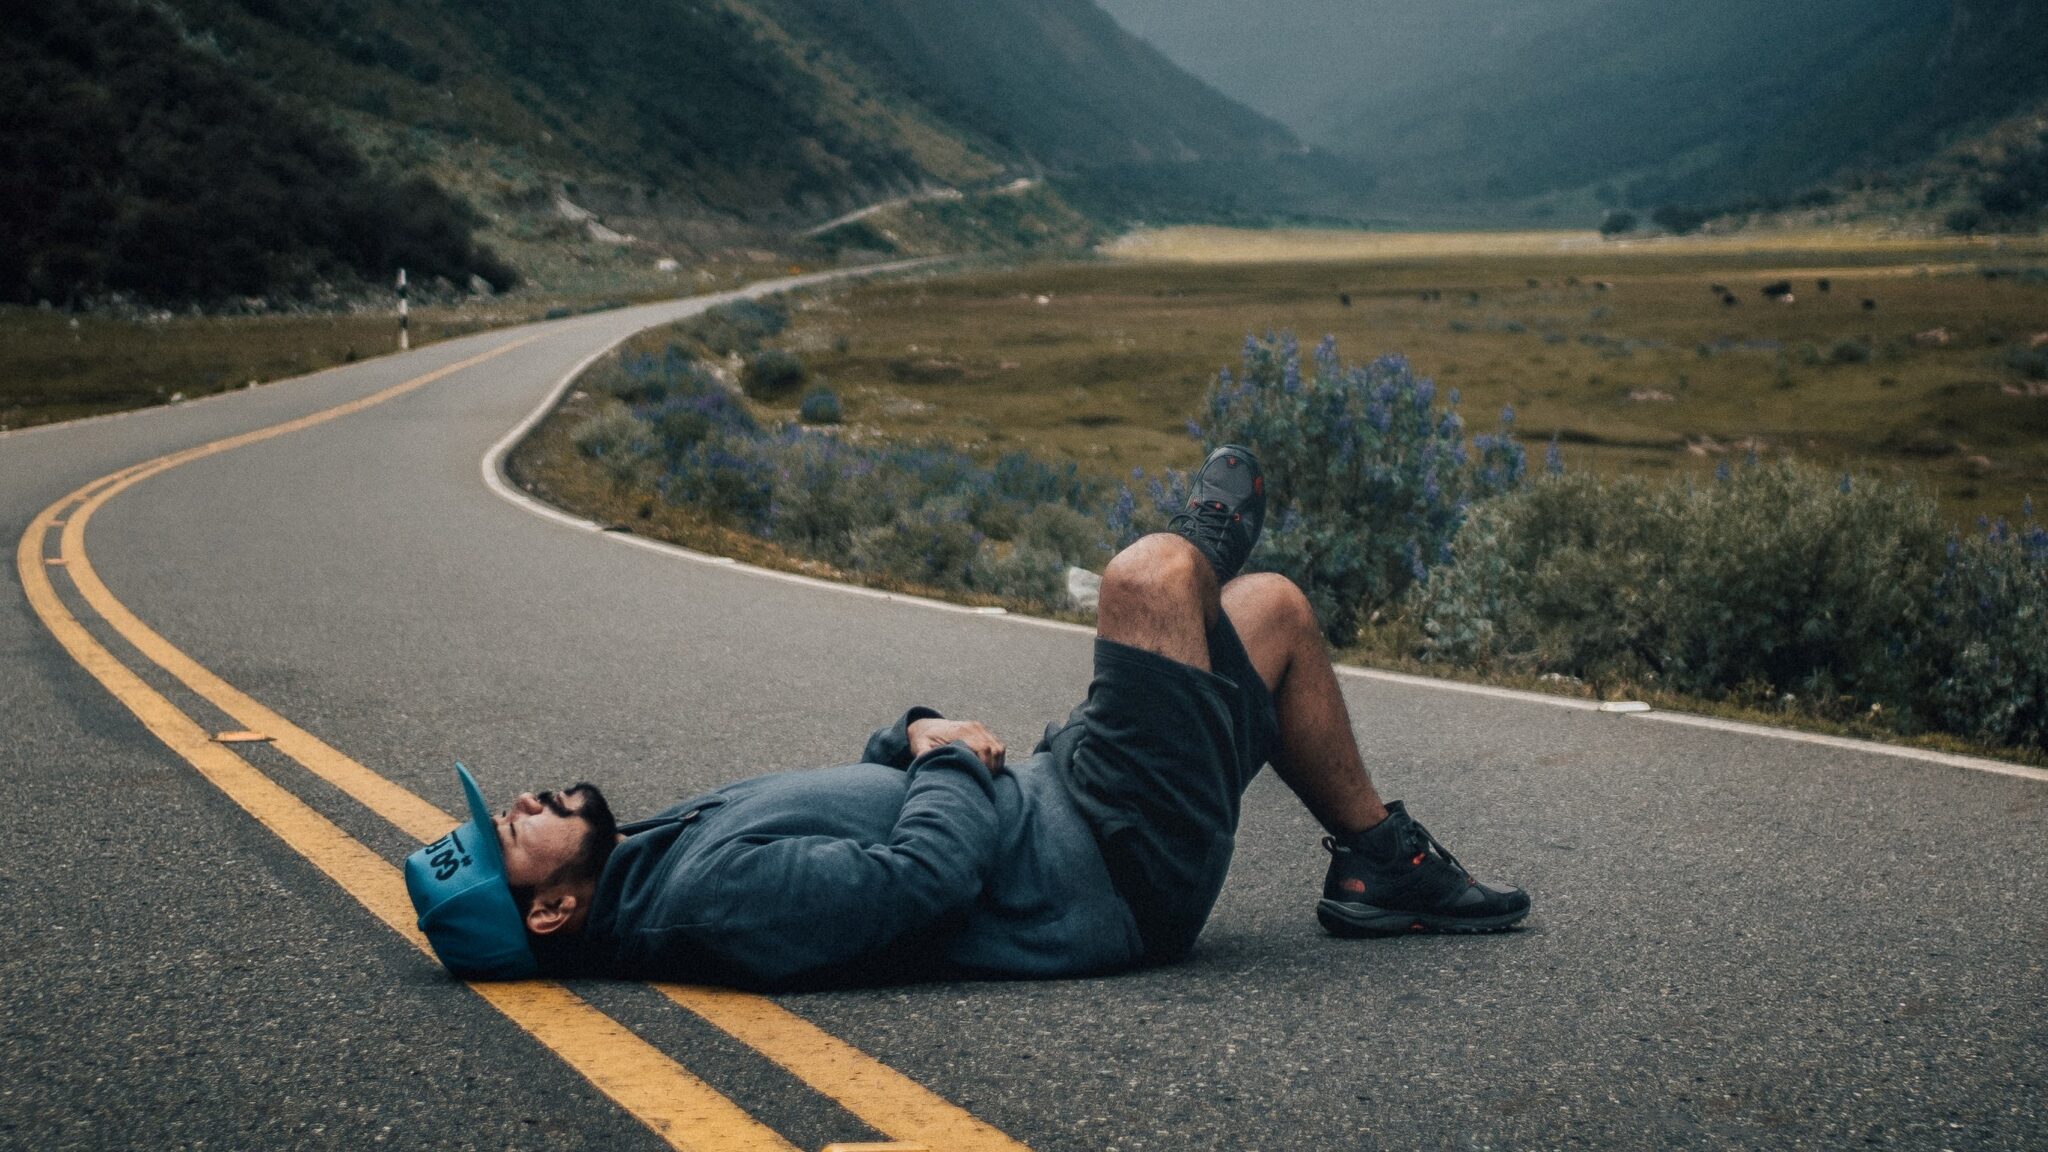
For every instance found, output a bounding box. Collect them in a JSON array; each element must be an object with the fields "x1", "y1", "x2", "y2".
[
  {"x1": 1101, "y1": 533, "x2": 1210, "y2": 603},
  {"x1": 1223, "y1": 571, "x2": 1318, "y2": 638}
]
